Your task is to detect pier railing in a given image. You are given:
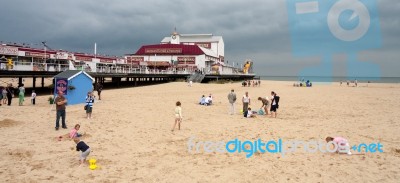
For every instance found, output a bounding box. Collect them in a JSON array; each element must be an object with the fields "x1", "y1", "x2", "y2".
[{"x1": 7, "y1": 62, "x2": 255, "y2": 76}]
